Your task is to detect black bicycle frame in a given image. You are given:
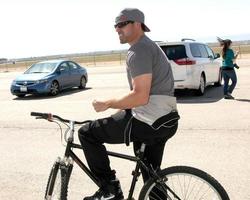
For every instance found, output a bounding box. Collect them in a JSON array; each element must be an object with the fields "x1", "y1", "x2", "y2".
[
  {"x1": 30, "y1": 113, "x2": 182, "y2": 199},
  {"x1": 64, "y1": 138, "x2": 148, "y2": 200},
  {"x1": 63, "y1": 138, "x2": 179, "y2": 200}
]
